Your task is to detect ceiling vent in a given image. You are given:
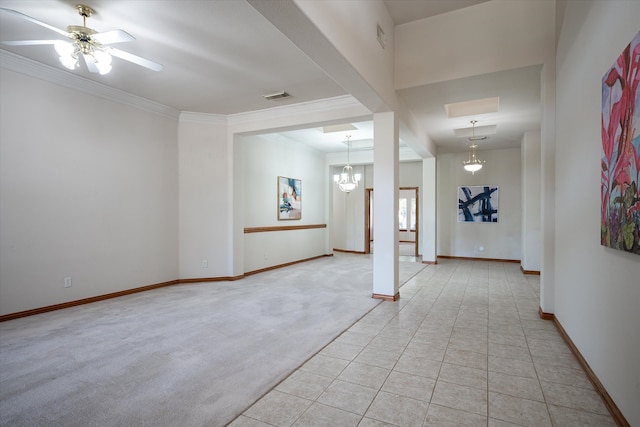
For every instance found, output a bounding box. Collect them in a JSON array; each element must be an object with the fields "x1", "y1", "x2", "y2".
[
  {"x1": 377, "y1": 24, "x2": 386, "y2": 49},
  {"x1": 263, "y1": 91, "x2": 290, "y2": 101}
]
